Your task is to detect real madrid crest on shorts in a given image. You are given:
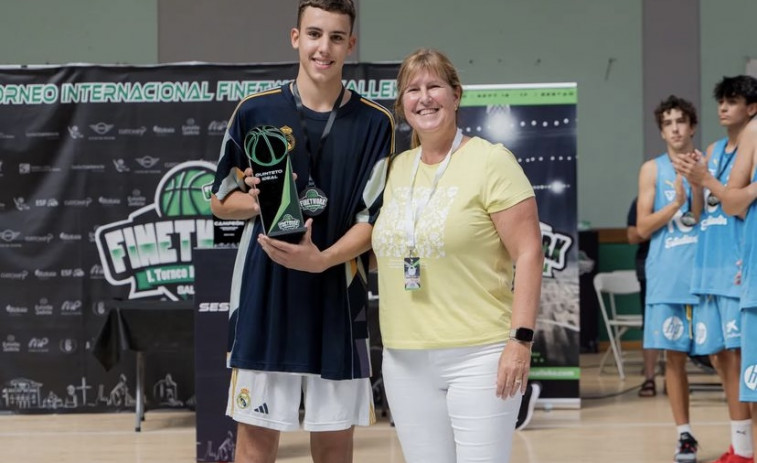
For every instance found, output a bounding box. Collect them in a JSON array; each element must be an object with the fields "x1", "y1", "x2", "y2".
[{"x1": 236, "y1": 387, "x2": 251, "y2": 409}]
